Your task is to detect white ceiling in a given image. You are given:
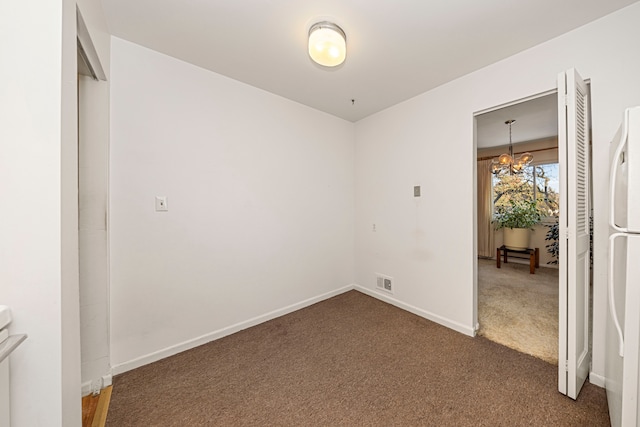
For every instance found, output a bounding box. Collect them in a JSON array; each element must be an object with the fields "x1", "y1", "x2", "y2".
[
  {"x1": 102, "y1": 0, "x2": 637, "y2": 123},
  {"x1": 476, "y1": 93, "x2": 558, "y2": 148}
]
